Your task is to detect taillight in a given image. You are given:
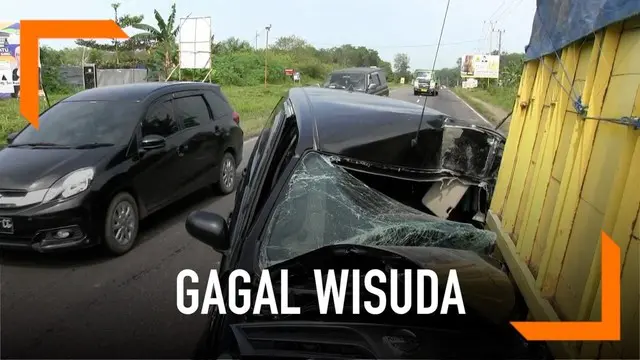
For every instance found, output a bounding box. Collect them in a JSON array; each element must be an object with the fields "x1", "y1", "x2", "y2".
[{"x1": 232, "y1": 111, "x2": 240, "y2": 124}]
